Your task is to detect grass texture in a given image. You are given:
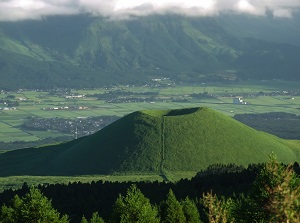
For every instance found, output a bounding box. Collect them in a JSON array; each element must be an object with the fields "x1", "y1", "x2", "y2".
[{"x1": 0, "y1": 107, "x2": 298, "y2": 176}]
